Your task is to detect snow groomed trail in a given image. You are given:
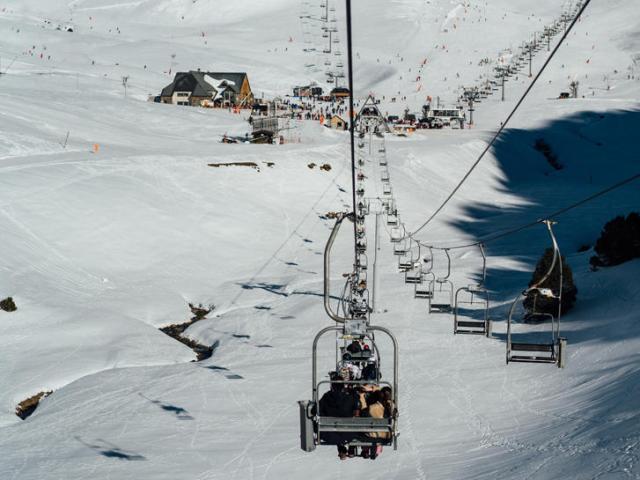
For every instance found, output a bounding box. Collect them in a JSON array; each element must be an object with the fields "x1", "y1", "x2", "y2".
[{"x1": 1, "y1": 0, "x2": 639, "y2": 478}]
